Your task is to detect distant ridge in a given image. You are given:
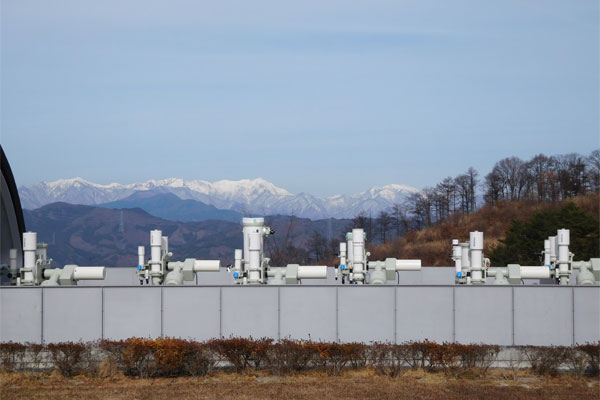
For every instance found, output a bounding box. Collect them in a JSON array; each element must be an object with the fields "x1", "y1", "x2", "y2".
[
  {"x1": 99, "y1": 192, "x2": 243, "y2": 223},
  {"x1": 19, "y1": 177, "x2": 419, "y2": 219}
]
